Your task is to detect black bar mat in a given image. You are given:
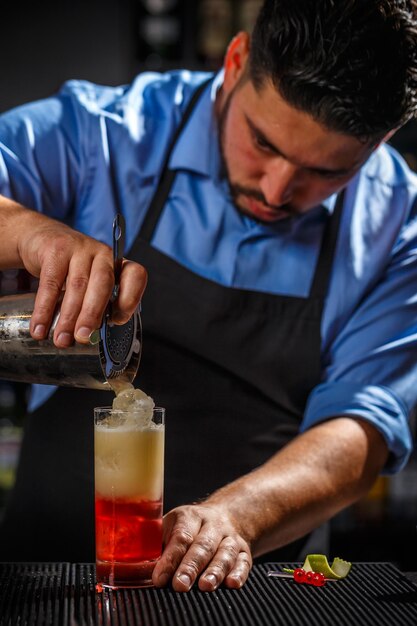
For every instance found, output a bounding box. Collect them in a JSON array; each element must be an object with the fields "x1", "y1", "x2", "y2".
[
  {"x1": 0, "y1": 562, "x2": 416, "y2": 625},
  {"x1": 0, "y1": 563, "x2": 70, "y2": 625}
]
